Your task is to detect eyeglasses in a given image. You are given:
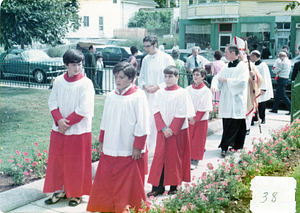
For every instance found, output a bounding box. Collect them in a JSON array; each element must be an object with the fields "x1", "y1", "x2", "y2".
[{"x1": 143, "y1": 44, "x2": 153, "y2": 49}]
